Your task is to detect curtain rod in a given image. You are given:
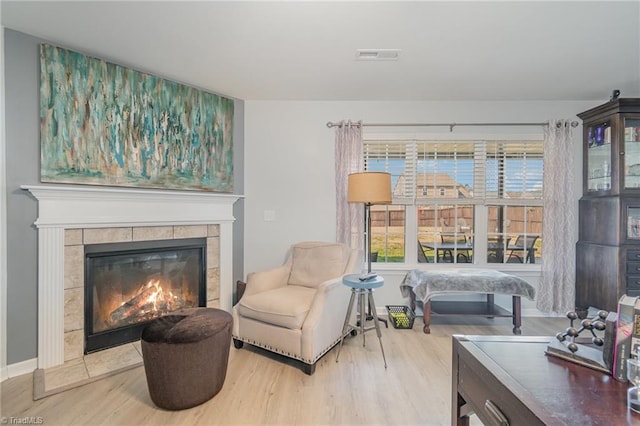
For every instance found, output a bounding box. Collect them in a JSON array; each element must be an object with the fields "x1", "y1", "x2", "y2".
[{"x1": 326, "y1": 121, "x2": 579, "y2": 131}]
